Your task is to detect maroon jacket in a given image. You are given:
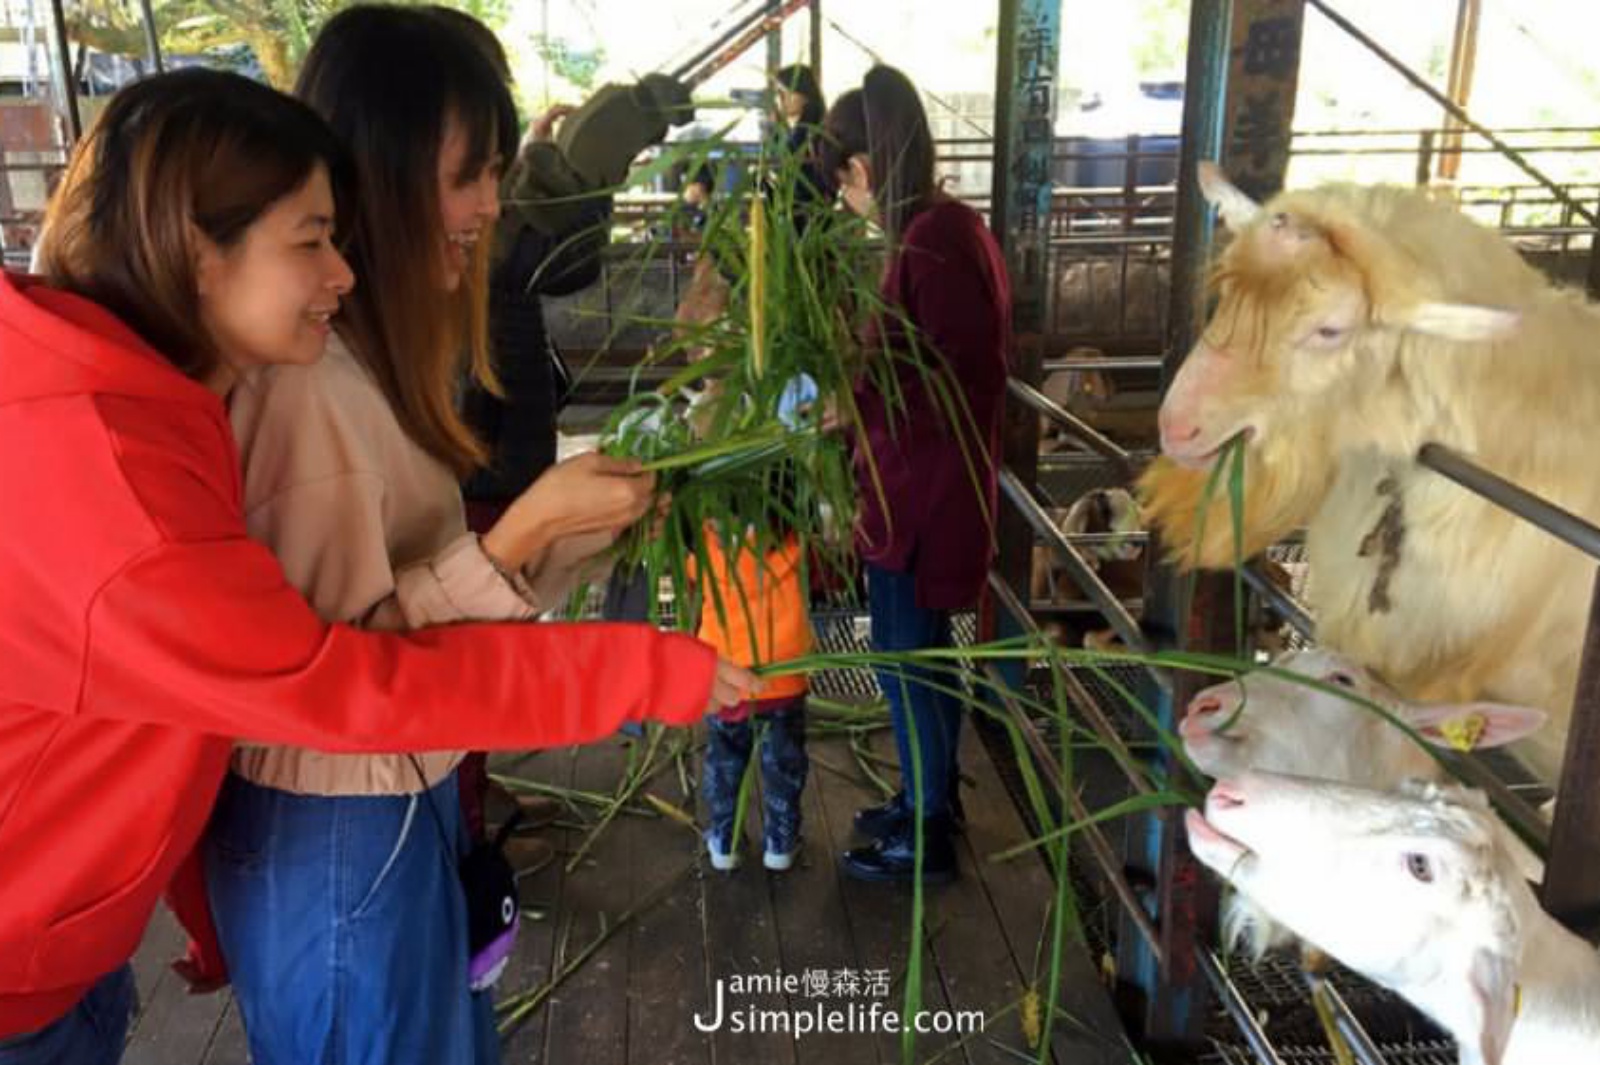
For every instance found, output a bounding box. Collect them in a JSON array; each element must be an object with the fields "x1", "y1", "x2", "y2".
[{"x1": 852, "y1": 198, "x2": 1012, "y2": 610}]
